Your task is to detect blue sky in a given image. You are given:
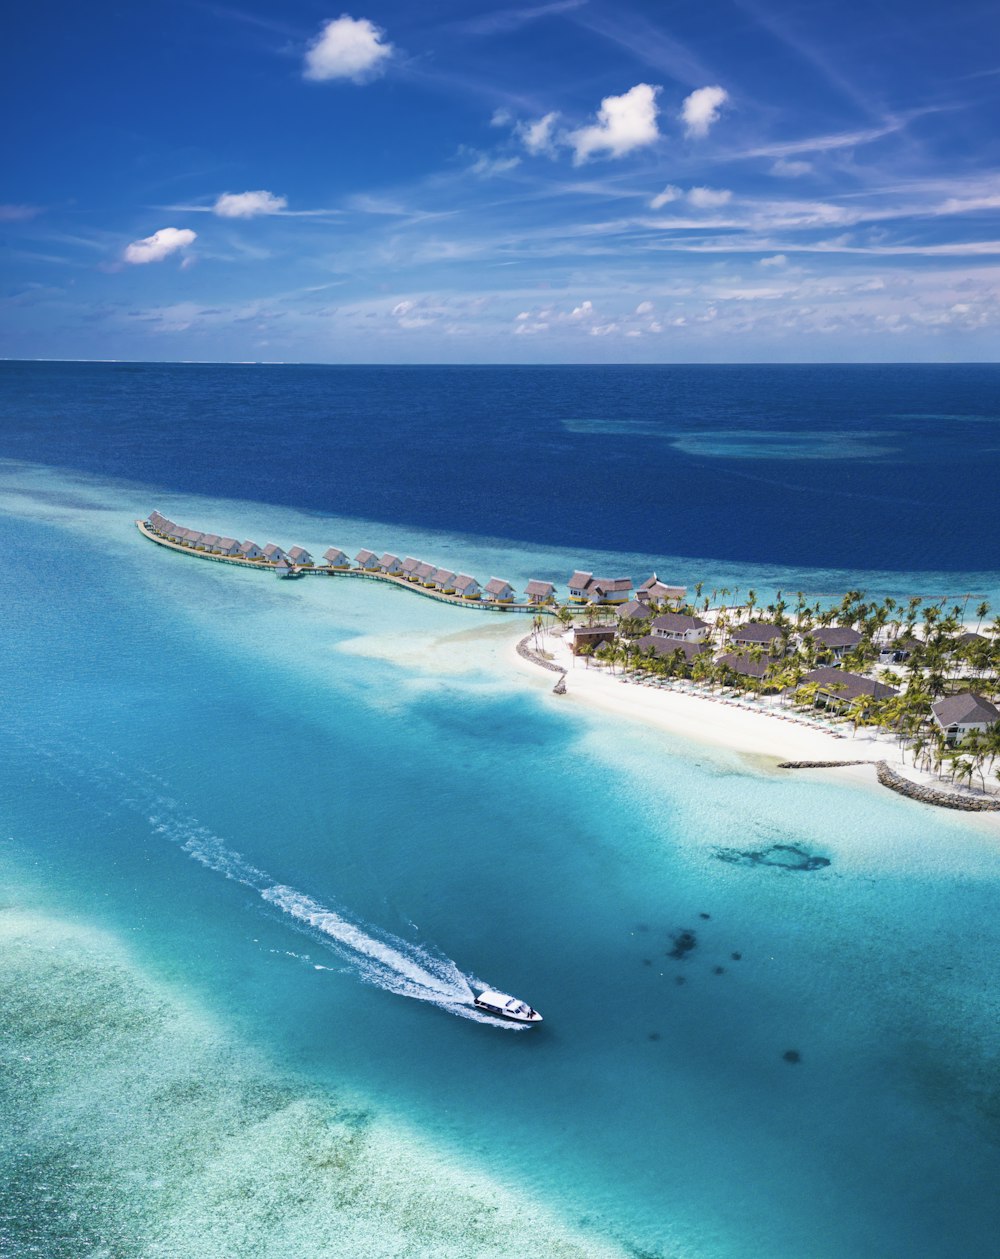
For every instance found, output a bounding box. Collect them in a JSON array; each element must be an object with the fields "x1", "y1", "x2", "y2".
[{"x1": 2, "y1": 0, "x2": 999, "y2": 362}]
